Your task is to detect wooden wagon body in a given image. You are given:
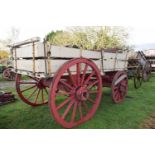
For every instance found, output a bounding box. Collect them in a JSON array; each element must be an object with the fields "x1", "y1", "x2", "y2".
[
  {"x1": 10, "y1": 37, "x2": 129, "y2": 128},
  {"x1": 11, "y1": 37, "x2": 128, "y2": 77}
]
